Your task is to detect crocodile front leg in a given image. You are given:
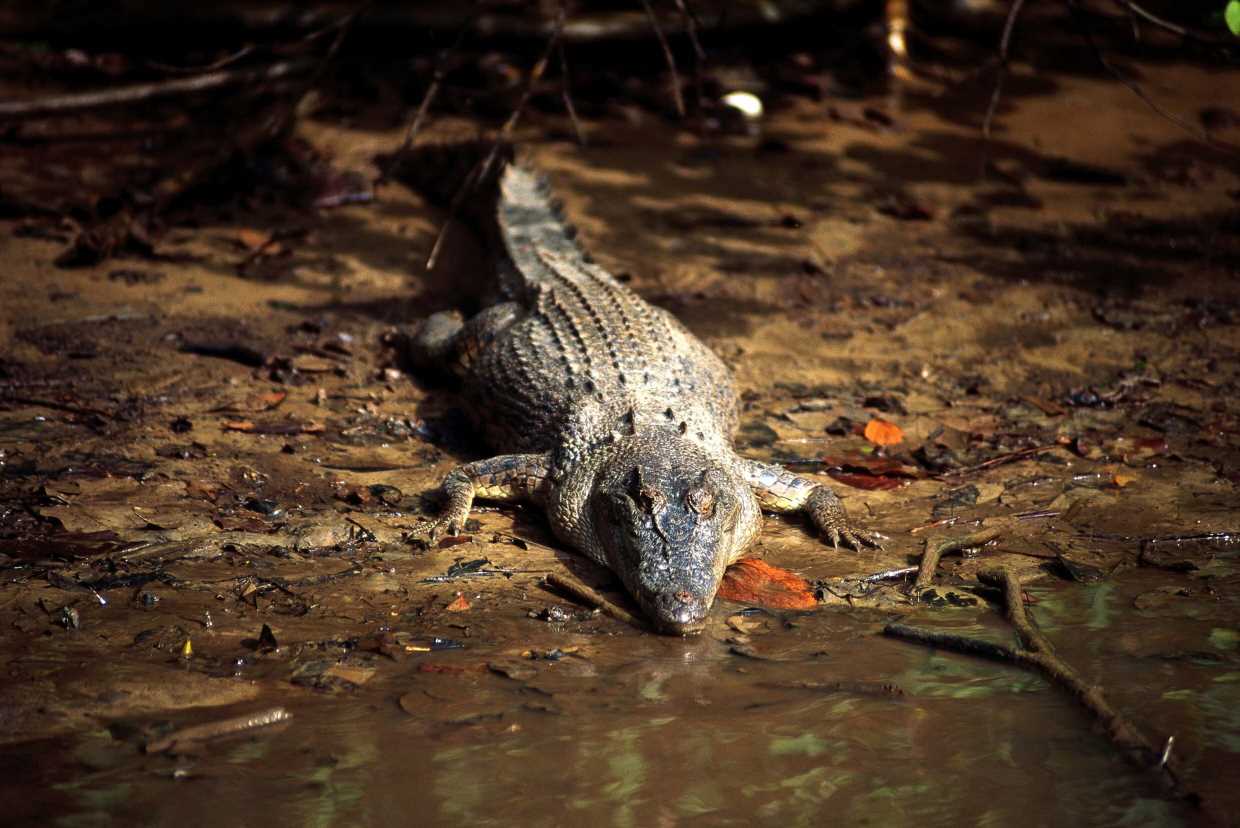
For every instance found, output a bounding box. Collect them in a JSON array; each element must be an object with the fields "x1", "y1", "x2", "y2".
[
  {"x1": 414, "y1": 453, "x2": 552, "y2": 540},
  {"x1": 737, "y1": 458, "x2": 885, "y2": 551}
]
